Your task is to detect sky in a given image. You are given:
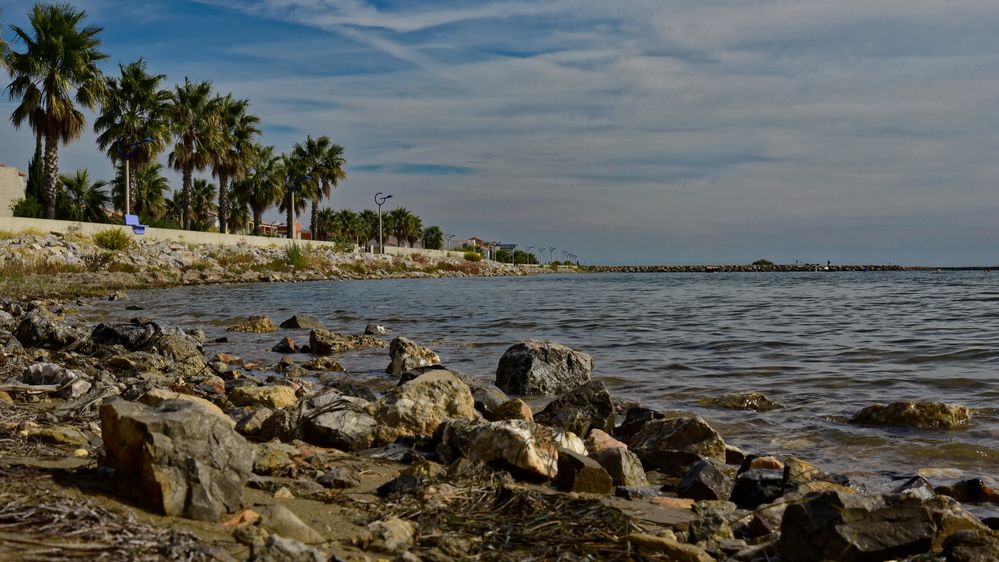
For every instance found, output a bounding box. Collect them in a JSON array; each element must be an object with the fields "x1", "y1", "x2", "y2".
[{"x1": 2, "y1": 0, "x2": 999, "y2": 266}]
